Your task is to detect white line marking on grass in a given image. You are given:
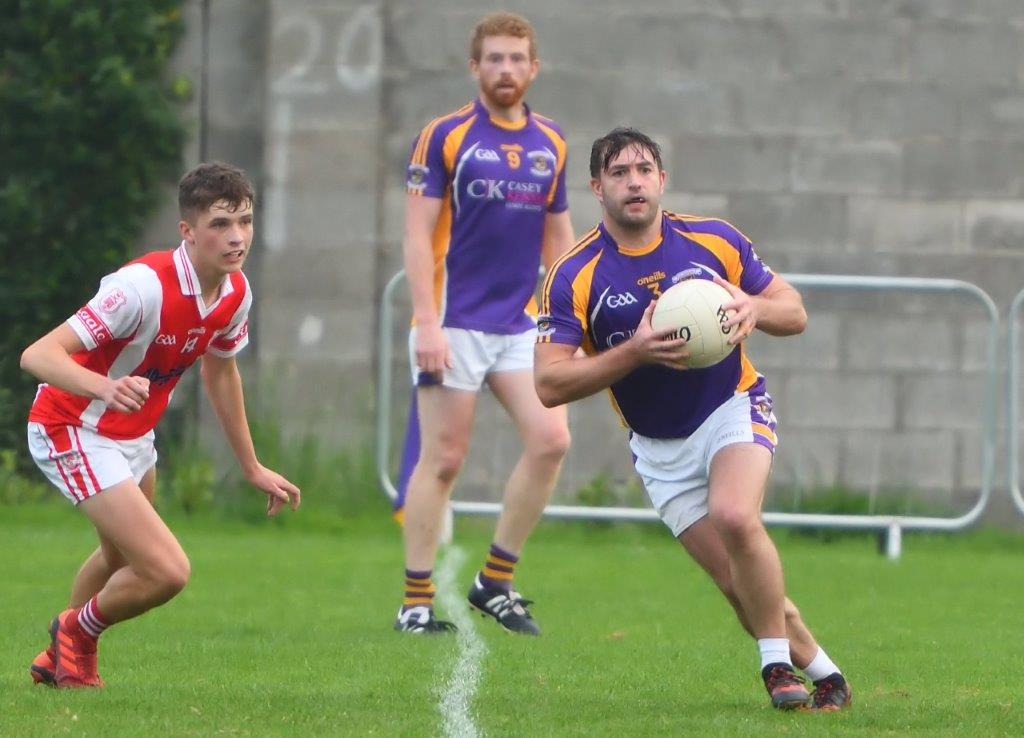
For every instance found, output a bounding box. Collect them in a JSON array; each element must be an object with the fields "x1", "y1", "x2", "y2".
[{"x1": 436, "y1": 545, "x2": 487, "y2": 738}]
